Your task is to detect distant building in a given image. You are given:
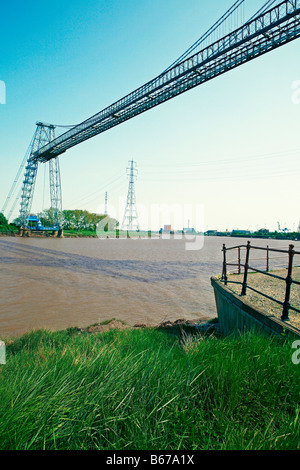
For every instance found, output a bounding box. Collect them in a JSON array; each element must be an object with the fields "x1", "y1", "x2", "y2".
[
  {"x1": 164, "y1": 225, "x2": 172, "y2": 232},
  {"x1": 205, "y1": 230, "x2": 218, "y2": 236},
  {"x1": 183, "y1": 227, "x2": 195, "y2": 234}
]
